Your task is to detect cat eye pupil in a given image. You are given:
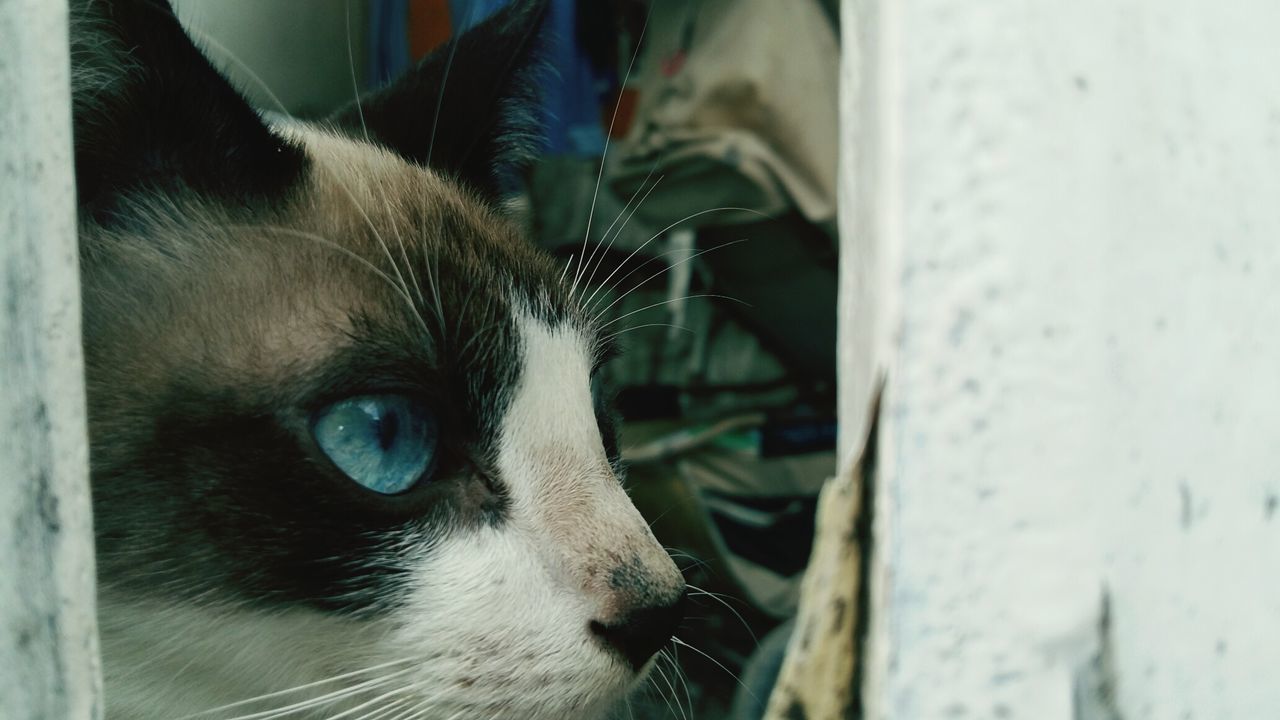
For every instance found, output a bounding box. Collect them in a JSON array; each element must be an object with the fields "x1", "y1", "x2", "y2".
[
  {"x1": 312, "y1": 395, "x2": 437, "y2": 495},
  {"x1": 376, "y1": 412, "x2": 399, "y2": 451}
]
